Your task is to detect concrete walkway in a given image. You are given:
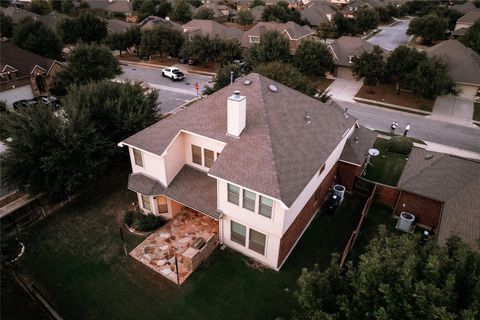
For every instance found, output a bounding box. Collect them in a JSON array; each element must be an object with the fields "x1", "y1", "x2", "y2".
[
  {"x1": 431, "y1": 96, "x2": 474, "y2": 126},
  {"x1": 326, "y1": 79, "x2": 363, "y2": 102}
]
